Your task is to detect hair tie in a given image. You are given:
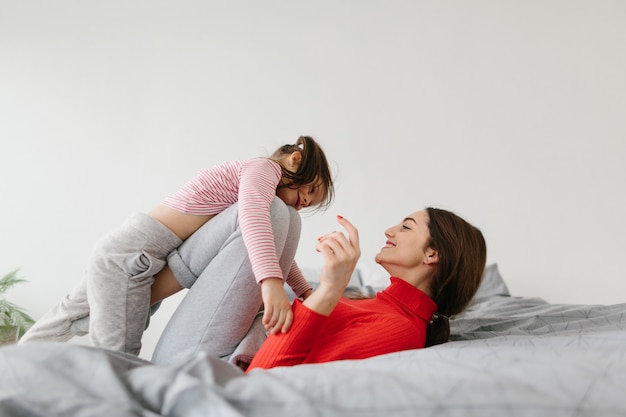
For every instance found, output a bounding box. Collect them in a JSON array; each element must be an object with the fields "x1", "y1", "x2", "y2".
[{"x1": 429, "y1": 312, "x2": 449, "y2": 324}]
